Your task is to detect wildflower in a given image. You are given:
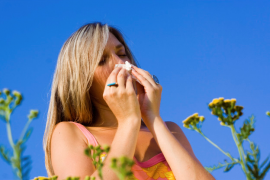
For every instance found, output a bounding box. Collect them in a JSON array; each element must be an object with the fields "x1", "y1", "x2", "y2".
[
  {"x1": 182, "y1": 113, "x2": 205, "y2": 131},
  {"x1": 12, "y1": 90, "x2": 22, "y2": 106},
  {"x1": 208, "y1": 97, "x2": 224, "y2": 108},
  {"x1": 208, "y1": 98, "x2": 243, "y2": 126},
  {"x1": 266, "y1": 111, "x2": 270, "y2": 117}
]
